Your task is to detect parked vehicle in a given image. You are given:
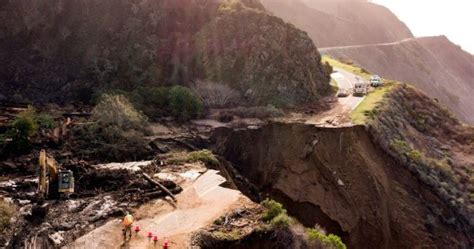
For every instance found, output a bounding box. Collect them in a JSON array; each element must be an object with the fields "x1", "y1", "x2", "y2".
[
  {"x1": 353, "y1": 83, "x2": 368, "y2": 96},
  {"x1": 370, "y1": 75, "x2": 383, "y2": 87},
  {"x1": 337, "y1": 89, "x2": 349, "y2": 97}
]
